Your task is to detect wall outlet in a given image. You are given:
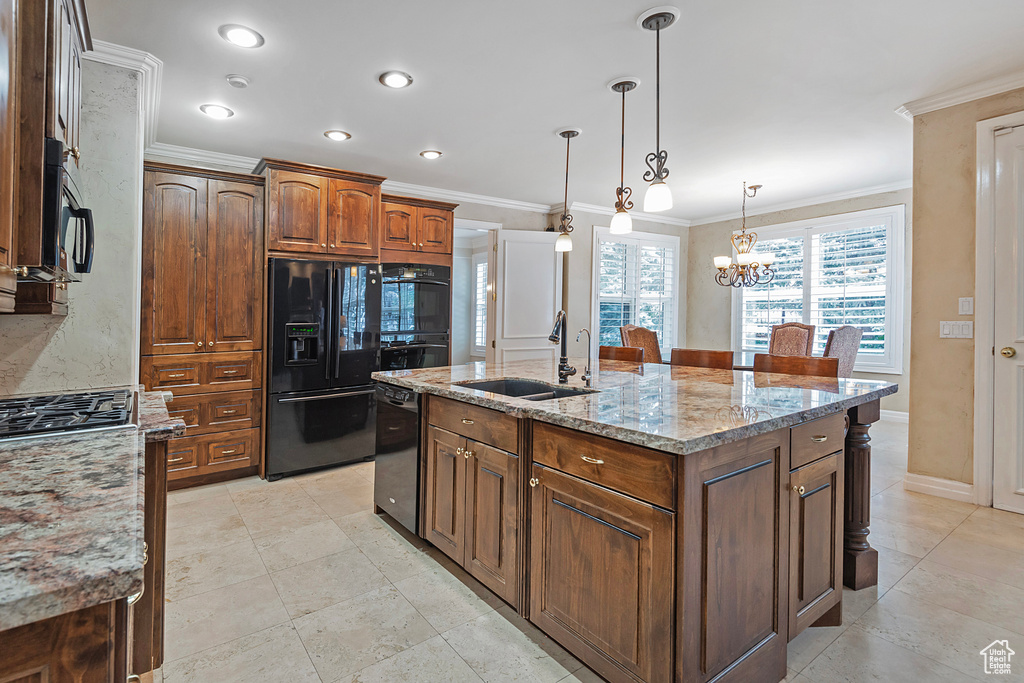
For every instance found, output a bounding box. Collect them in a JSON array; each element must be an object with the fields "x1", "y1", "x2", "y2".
[
  {"x1": 940, "y1": 321, "x2": 974, "y2": 339},
  {"x1": 959, "y1": 297, "x2": 974, "y2": 315}
]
